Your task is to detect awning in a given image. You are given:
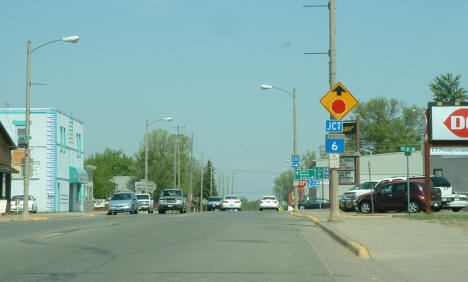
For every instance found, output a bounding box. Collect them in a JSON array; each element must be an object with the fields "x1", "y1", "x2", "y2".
[
  {"x1": 0, "y1": 163, "x2": 19, "y2": 174},
  {"x1": 69, "y1": 166, "x2": 88, "y2": 183}
]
